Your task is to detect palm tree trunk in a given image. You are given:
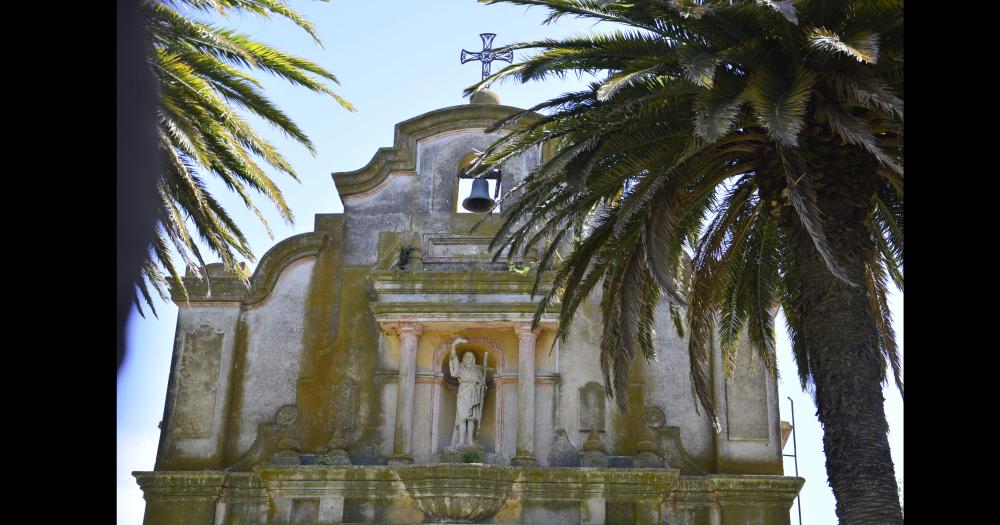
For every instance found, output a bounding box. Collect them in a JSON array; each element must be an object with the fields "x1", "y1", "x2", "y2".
[{"x1": 784, "y1": 157, "x2": 902, "y2": 524}]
